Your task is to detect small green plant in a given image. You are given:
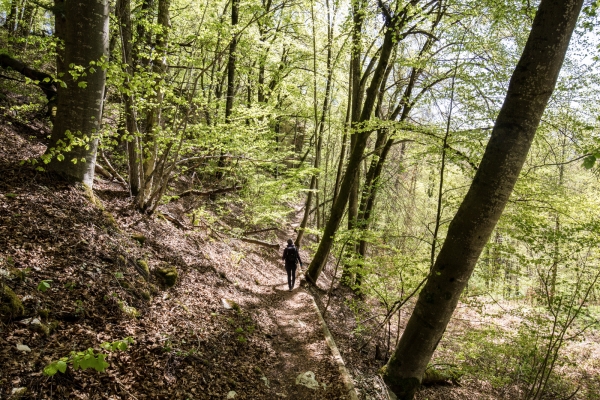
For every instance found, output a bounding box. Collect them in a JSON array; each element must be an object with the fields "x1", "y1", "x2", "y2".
[
  {"x1": 100, "y1": 337, "x2": 134, "y2": 352},
  {"x1": 74, "y1": 300, "x2": 85, "y2": 315},
  {"x1": 44, "y1": 337, "x2": 134, "y2": 377},
  {"x1": 37, "y1": 280, "x2": 52, "y2": 292},
  {"x1": 64, "y1": 281, "x2": 77, "y2": 290}
]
